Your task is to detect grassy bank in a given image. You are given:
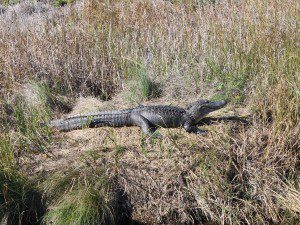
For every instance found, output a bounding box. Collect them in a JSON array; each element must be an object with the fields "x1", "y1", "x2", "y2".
[{"x1": 0, "y1": 0, "x2": 299, "y2": 224}]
